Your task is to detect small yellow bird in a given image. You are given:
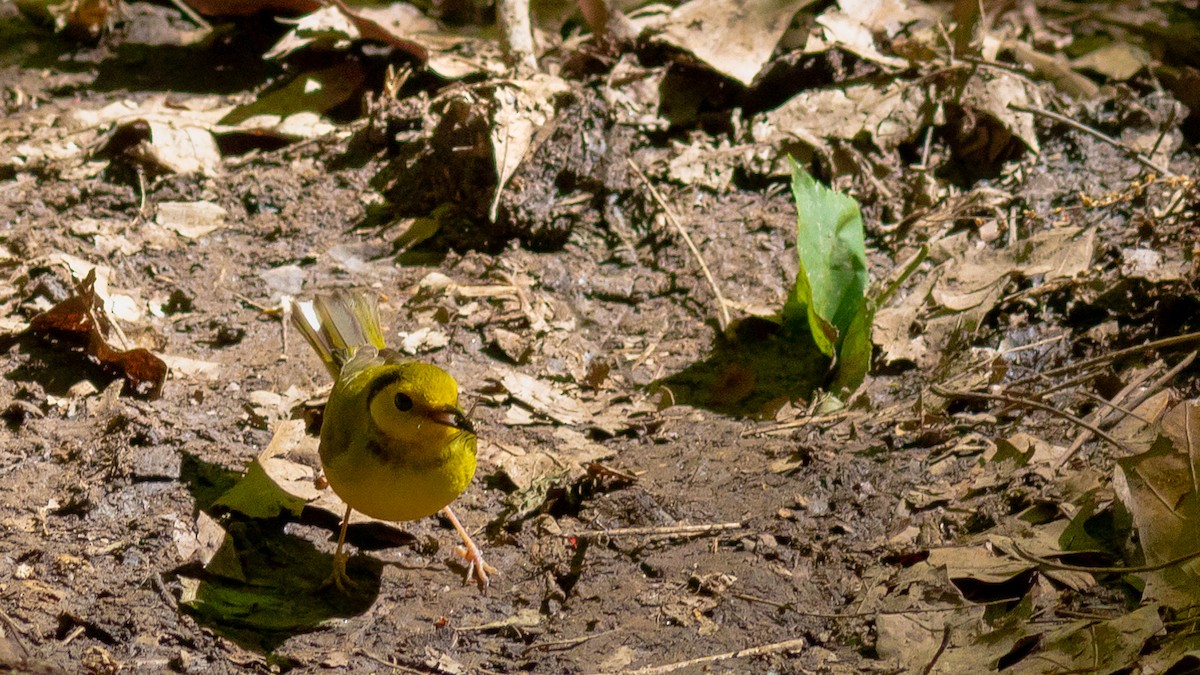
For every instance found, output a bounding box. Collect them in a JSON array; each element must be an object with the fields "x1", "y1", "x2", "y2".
[{"x1": 290, "y1": 290, "x2": 492, "y2": 591}]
